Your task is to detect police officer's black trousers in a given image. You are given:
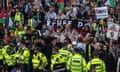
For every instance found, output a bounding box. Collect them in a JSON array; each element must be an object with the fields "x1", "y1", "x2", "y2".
[
  {"x1": 32, "y1": 69, "x2": 43, "y2": 72},
  {"x1": 20, "y1": 64, "x2": 28, "y2": 72},
  {"x1": 5, "y1": 65, "x2": 14, "y2": 72},
  {"x1": 0, "y1": 60, "x2": 3, "y2": 72}
]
